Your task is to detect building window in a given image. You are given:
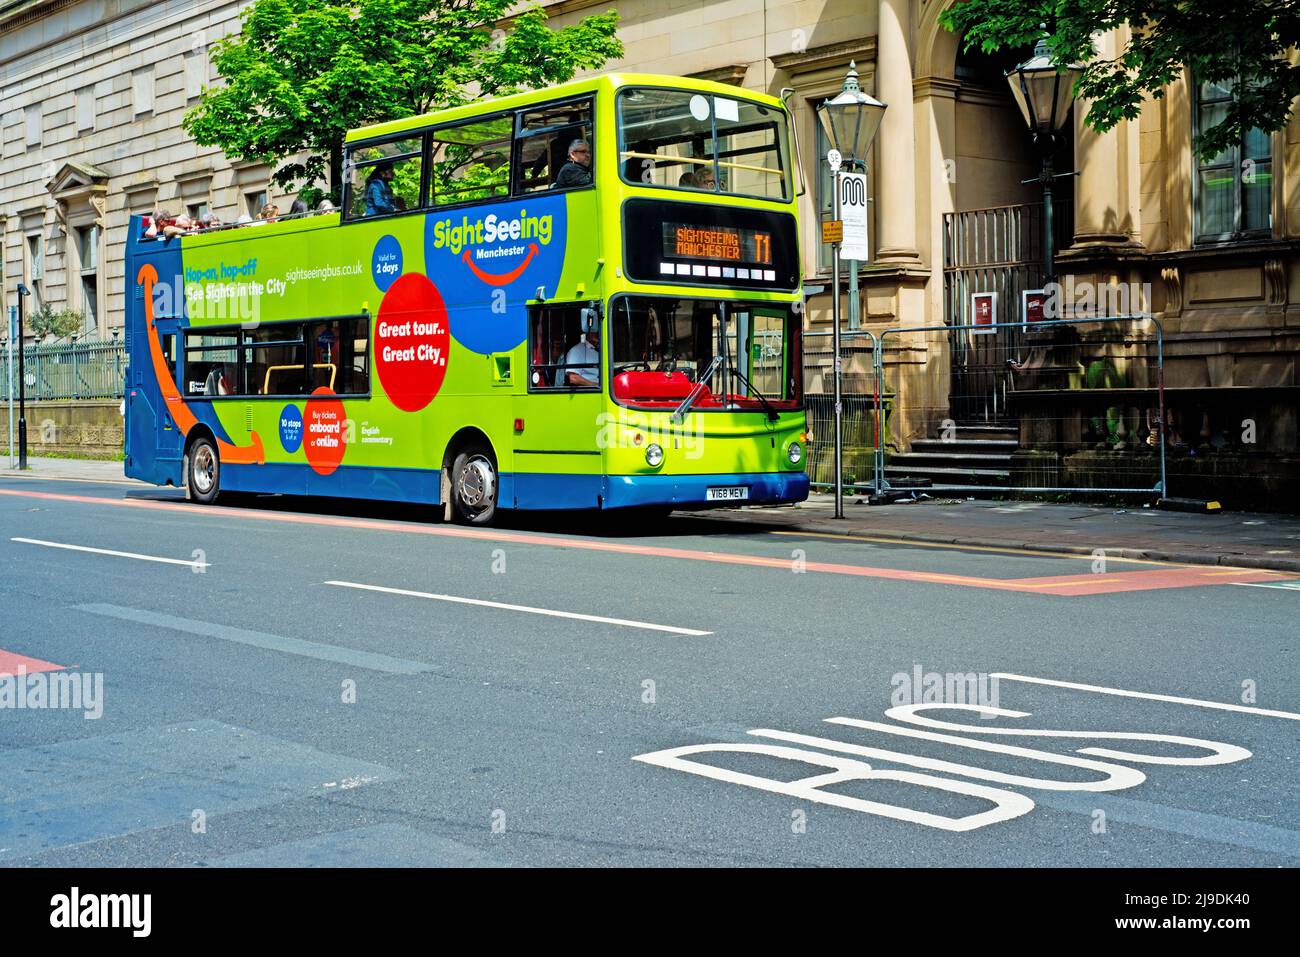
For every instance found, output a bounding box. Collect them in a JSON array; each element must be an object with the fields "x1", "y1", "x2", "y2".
[
  {"x1": 26, "y1": 233, "x2": 44, "y2": 310},
  {"x1": 77, "y1": 225, "x2": 100, "y2": 331},
  {"x1": 24, "y1": 105, "x2": 41, "y2": 147},
  {"x1": 245, "y1": 190, "x2": 267, "y2": 219},
  {"x1": 1194, "y1": 79, "x2": 1272, "y2": 243},
  {"x1": 184, "y1": 51, "x2": 207, "y2": 101},
  {"x1": 132, "y1": 68, "x2": 155, "y2": 115},
  {"x1": 75, "y1": 87, "x2": 95, "y2": 132},
  {"x1": 187, "y1": 202, "x2": 209, "y2": 221}
]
